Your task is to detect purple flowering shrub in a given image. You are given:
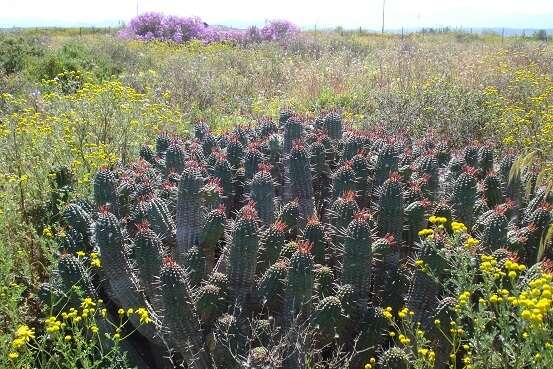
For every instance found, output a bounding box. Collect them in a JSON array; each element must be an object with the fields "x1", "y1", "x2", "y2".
[
  {"x1": 119, "y1": 13, "x2": 299, "y2": 44},
  {"x1": 119, "y1": 13, "x2": 206, "y2": 42},
  {"x1": 260, "y1": 20, "x2": 300, "y2": 41}
]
